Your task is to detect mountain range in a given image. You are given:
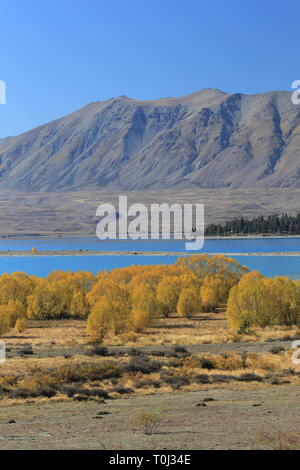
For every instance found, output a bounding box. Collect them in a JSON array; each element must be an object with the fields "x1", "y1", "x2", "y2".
[{"x1": 0, "y1": 88, "x2": 299, "y2": 192}]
